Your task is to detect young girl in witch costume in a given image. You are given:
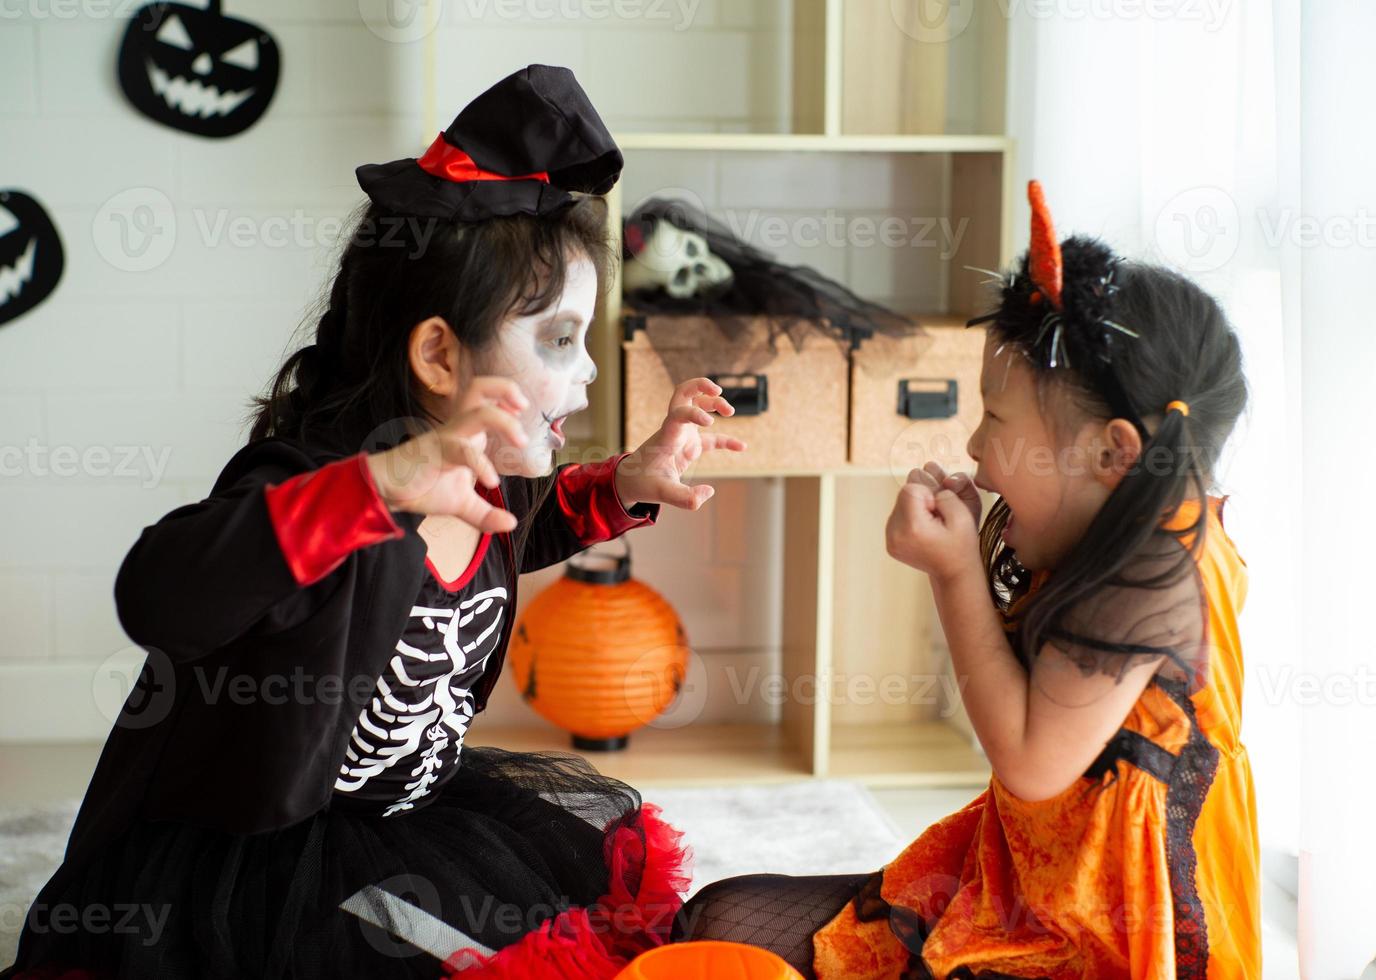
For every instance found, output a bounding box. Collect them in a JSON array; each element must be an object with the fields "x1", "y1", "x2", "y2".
[
  {"x1": 3, "y1": 65, "x2": 744, "y2": 980},
  {"x1": 672, "y1": 181, "x2": 1261, "y2": 978}
]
